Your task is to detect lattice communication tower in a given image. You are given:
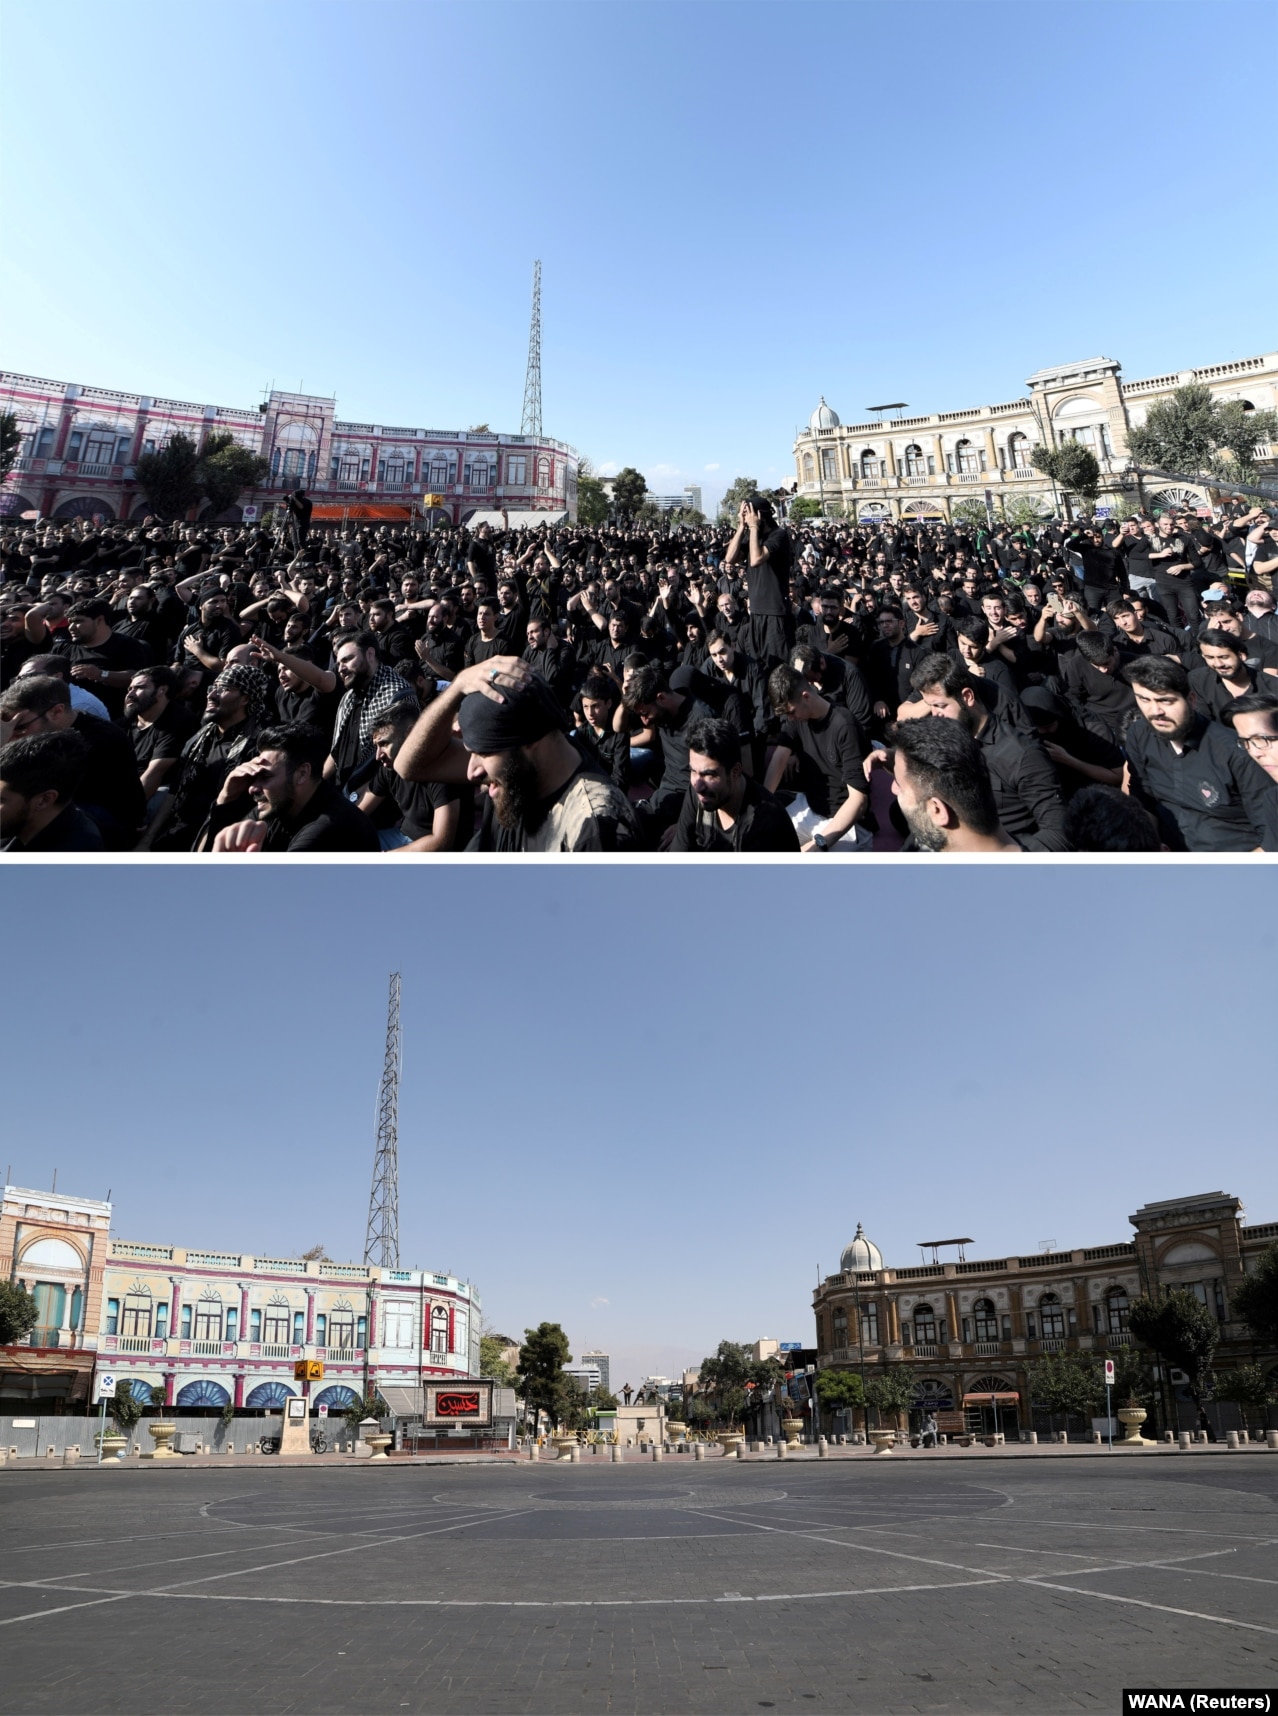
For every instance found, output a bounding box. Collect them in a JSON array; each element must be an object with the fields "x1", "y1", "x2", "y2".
[
  {"x1": 364, "y1": 972, "x2": 401, "y2": 1269},
  {"x1": 520, "y1": 260, "x2": 543, "y2": 437}
]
